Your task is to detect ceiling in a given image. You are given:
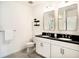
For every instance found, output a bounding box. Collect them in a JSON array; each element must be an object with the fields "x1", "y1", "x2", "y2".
[{"x1": 26, "y1": 1, "x2": 63, "y2": 7}]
